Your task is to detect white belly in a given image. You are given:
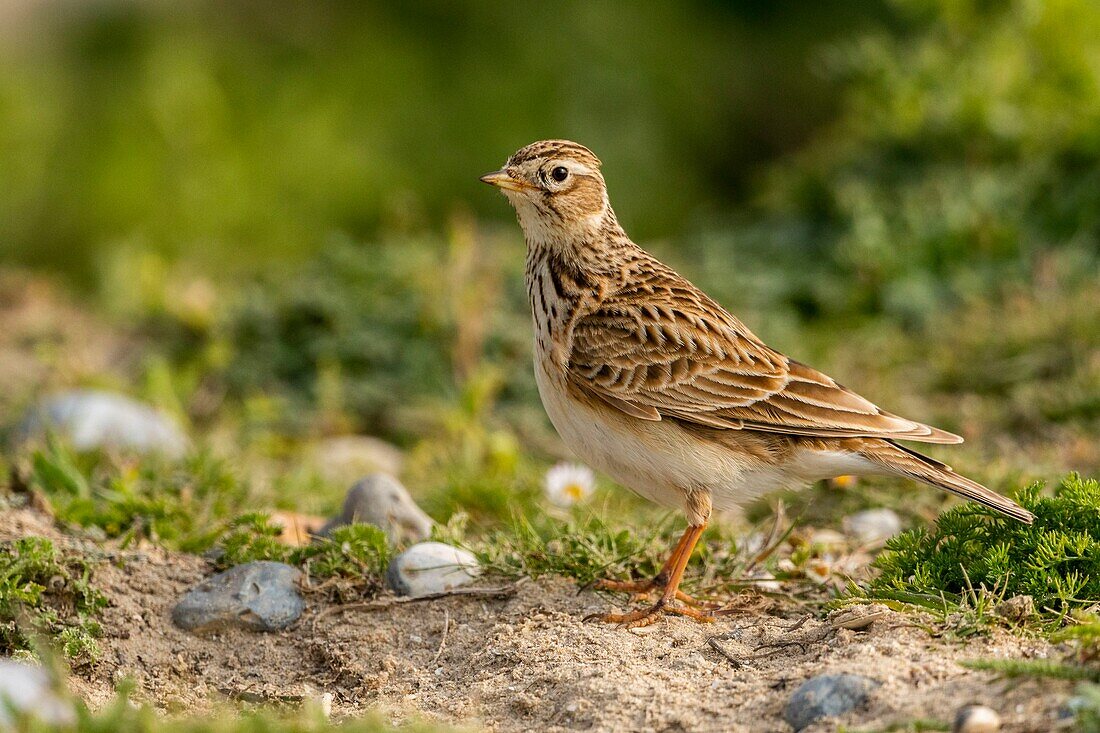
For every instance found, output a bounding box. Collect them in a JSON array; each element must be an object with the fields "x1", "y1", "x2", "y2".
[{"x1": 533, "y1": 356, "x2": 873, "y2": 515}]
